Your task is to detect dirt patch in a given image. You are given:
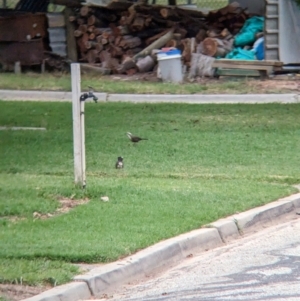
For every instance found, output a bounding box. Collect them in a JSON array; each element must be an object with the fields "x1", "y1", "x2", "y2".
[
  {"x1": 33, "y1": 197, "x2": 89, "y2": 220},
  {"x1": 106, "y1": 72, "x2": 300, "y2": 94},
  {"x1": 248, "y1": 79, "x2": 300, "y2": 93},
  {"x1": 2, "y1": 216, "x2": 26, "y2": 223},
  {"x1": 0, "y1": 284, "x2": 50, "y2": 301}
]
